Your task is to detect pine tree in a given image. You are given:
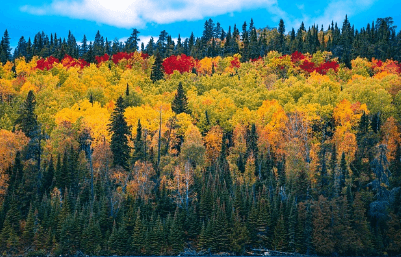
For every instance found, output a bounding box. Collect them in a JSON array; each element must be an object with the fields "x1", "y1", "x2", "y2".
[
  {"x1": 256, "y1": 197, "x2": 271, "y2": 247},
  {"x1": 198, "y1": 222, "x2": 208, "y2": 251},
  {"x1": 151, "y1": 52, "x2": 164, "y2": 82},
  {"x1": 133, "y1": 119, "x2": 144, "y2": 163},
  {"x1": 42, "y1": 155, "x2": 55, "y2": 193},
  {"x1": 108, "y1": 96, "x2": 131, "y2": 170},
  {"x1": 108, "y1": 221, "x2": 119, "y2": 255},
  {"x1": 278, "y1": 19, "x2": 286, "y2": 53},
  {"x1": 273, "y1": 214, "x2": 287, "y2": 251},
  {"x1": 132, "y1": 212, "x2": 145, "y2": 254},
  {"x1": 230, "y1": 210, "x2": 249, "y2": 254},
  {"x1": 82, "y1": 217, "x2": 101, "y2": 255},
  {"x1": 171, "y1": 82, "x2": 190, "y2": 115},
  {"x1": 169, "y1": 210, "x2": 184, "y2": 254},
  {"x1": 22, "y1": 205, "x2": 35, "y2": 248},
  {"x1": 1, "y1": 30, "x2": 12, "y2": 64},
  {"x1": 15, "y1": 90, "x2": 38, "y2": 138},
  {"x1": 126, "y1": 29, "x2": 140, "y2": 52},
  {"x1": 80, "y1": 34, "x2": 88, "y2": 56}
]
